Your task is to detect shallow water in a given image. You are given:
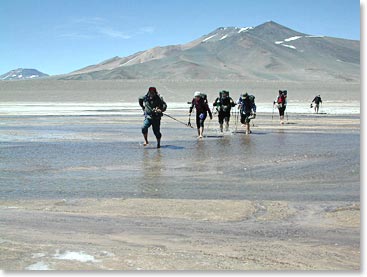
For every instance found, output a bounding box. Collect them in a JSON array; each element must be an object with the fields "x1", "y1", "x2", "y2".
[{"x1": 0, "y1": 113, "x2": 360, "y2": 202}]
